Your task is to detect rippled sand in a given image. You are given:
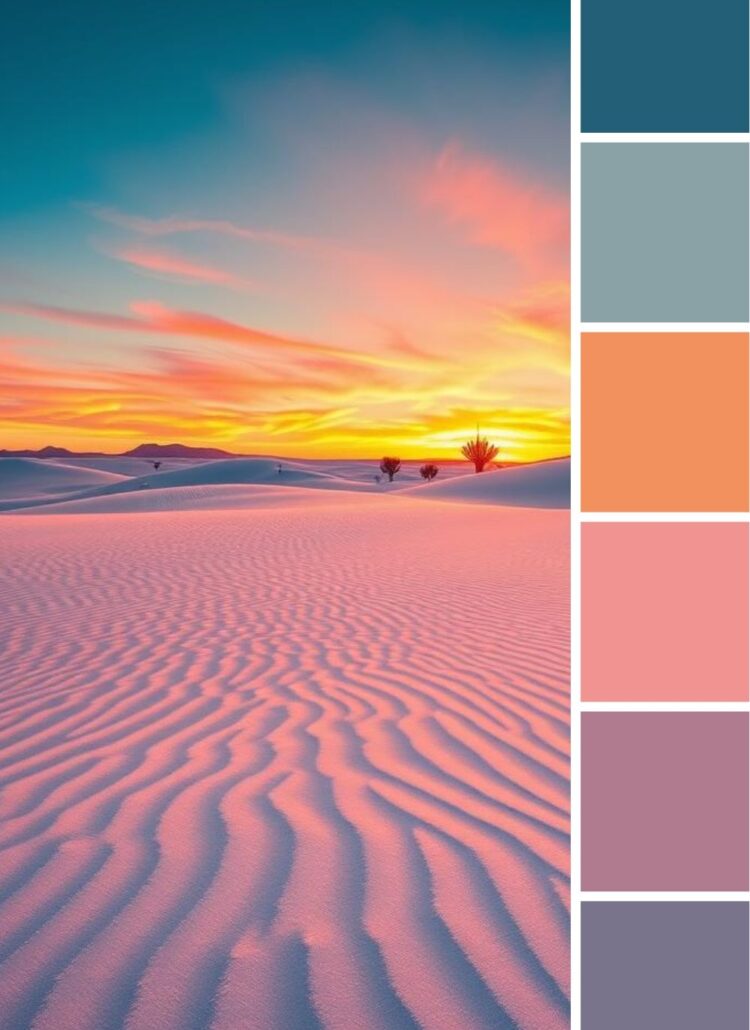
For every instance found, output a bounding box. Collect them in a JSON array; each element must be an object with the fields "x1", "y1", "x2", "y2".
[{"x1": 0, "y1": 499, "x2": 569, "y2": 1030}]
